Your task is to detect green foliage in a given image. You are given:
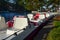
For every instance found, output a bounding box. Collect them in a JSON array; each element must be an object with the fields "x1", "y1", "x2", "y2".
[
  {"x1": 47, "y1": 27, "x2": 60, "y2": 40},
  {"x1": 53, "y1": 21, "x2": 60, "y2": 27},
  {"x1": 17, "y1": 0, "x2": 24, "y2": 6},
  {"x1": 17, "y1": 0, "x2": 59, "y2": 11},
  {"x1": 17, "y1": 0, "x2": 41, "y2": 11}
]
